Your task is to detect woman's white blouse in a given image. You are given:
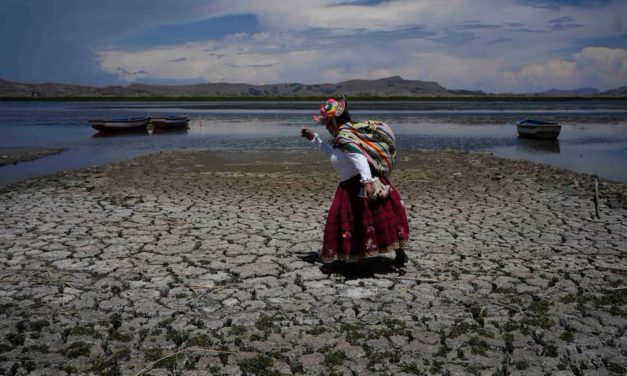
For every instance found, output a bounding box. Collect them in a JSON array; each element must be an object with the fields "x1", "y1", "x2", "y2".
[{"x1": 312, "y1": 134, "x2": 373, "y2": 183}]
